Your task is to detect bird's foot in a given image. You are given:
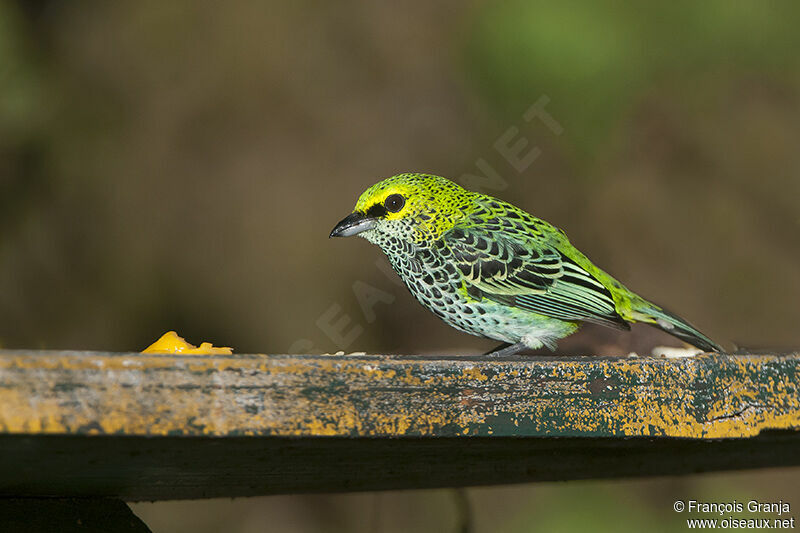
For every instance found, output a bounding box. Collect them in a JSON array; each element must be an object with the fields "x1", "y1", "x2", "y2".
[{"x1": 484, "y1": 341, "x2": 528, "y2": 358}]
